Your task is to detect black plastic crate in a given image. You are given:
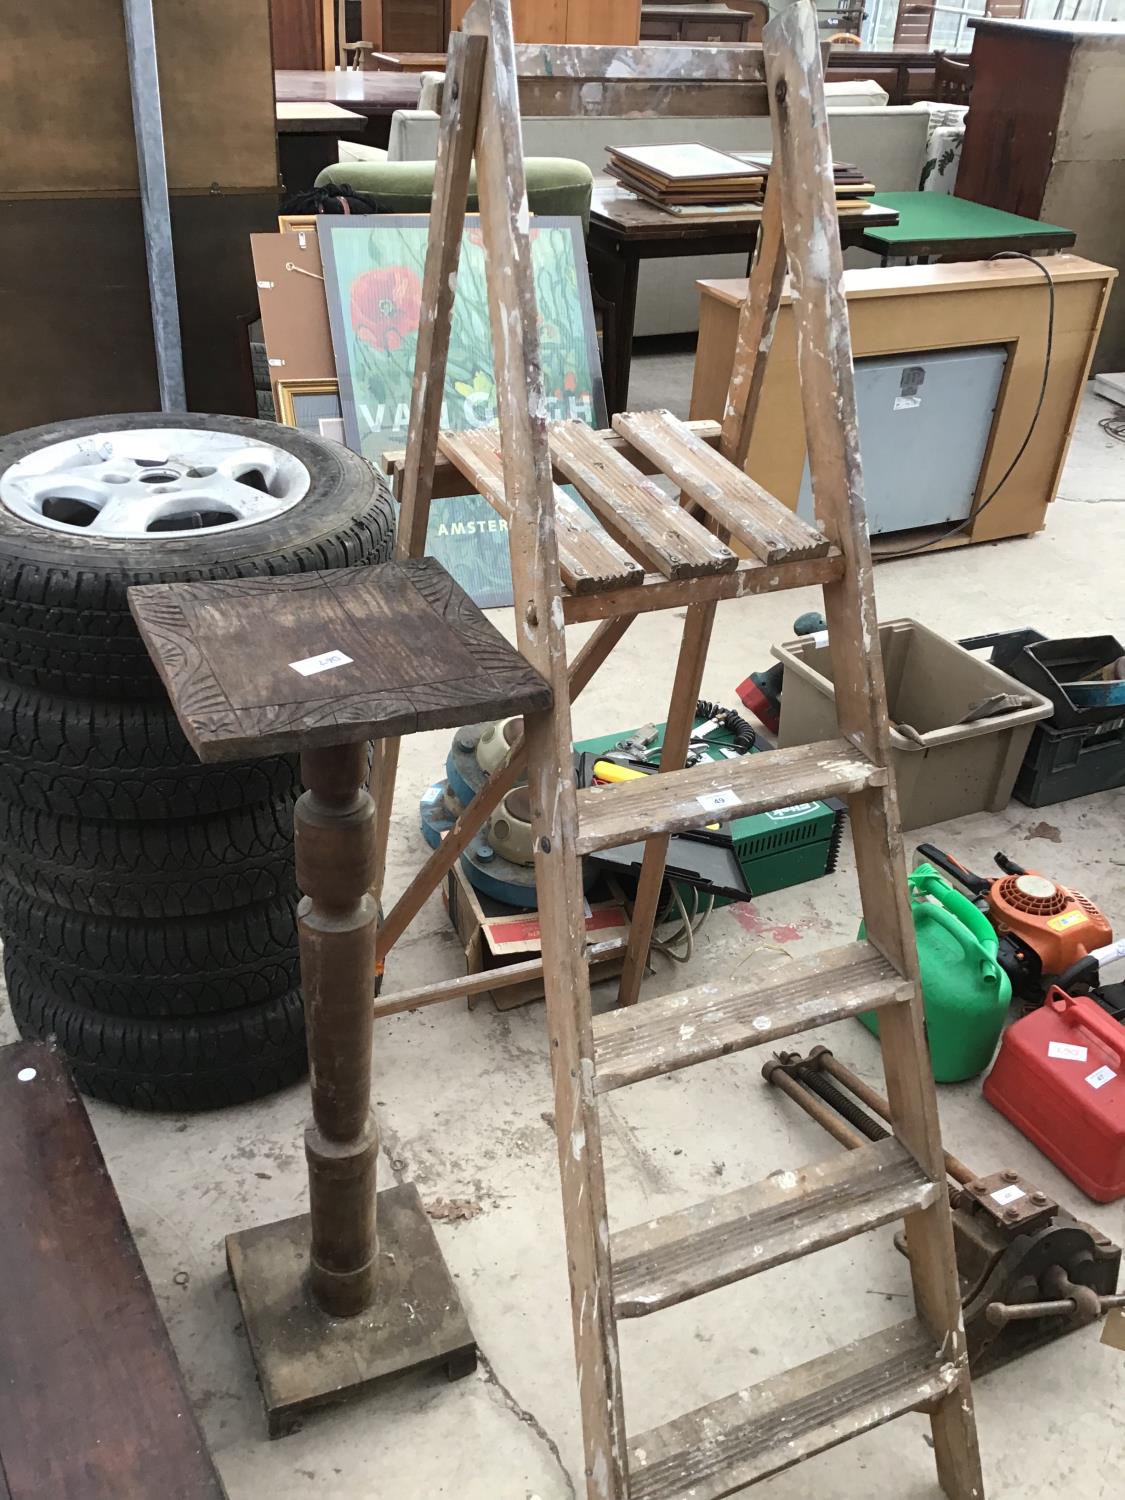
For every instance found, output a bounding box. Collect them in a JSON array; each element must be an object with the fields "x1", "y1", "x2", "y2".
[
  {"x1": 961, "y1": 628, "x2": 1125, "y2": 728},
  {"x1": 1014, "y1": 717, "x2": 1125, "y2": 807}
]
